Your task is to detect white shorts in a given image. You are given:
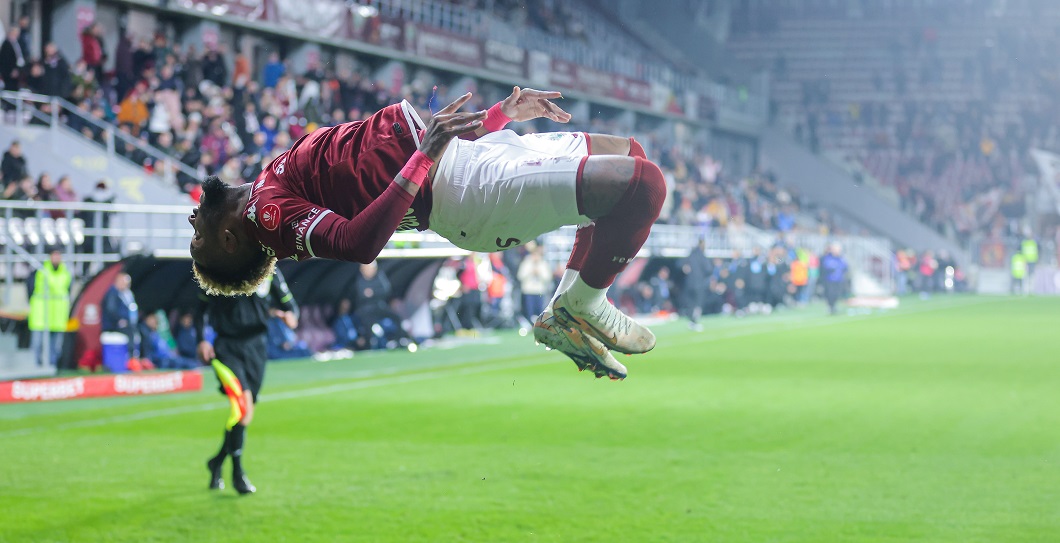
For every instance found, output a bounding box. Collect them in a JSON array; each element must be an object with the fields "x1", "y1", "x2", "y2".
[{"x1": 429, "y1": 130, "x2": 591, "y2": 252}]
